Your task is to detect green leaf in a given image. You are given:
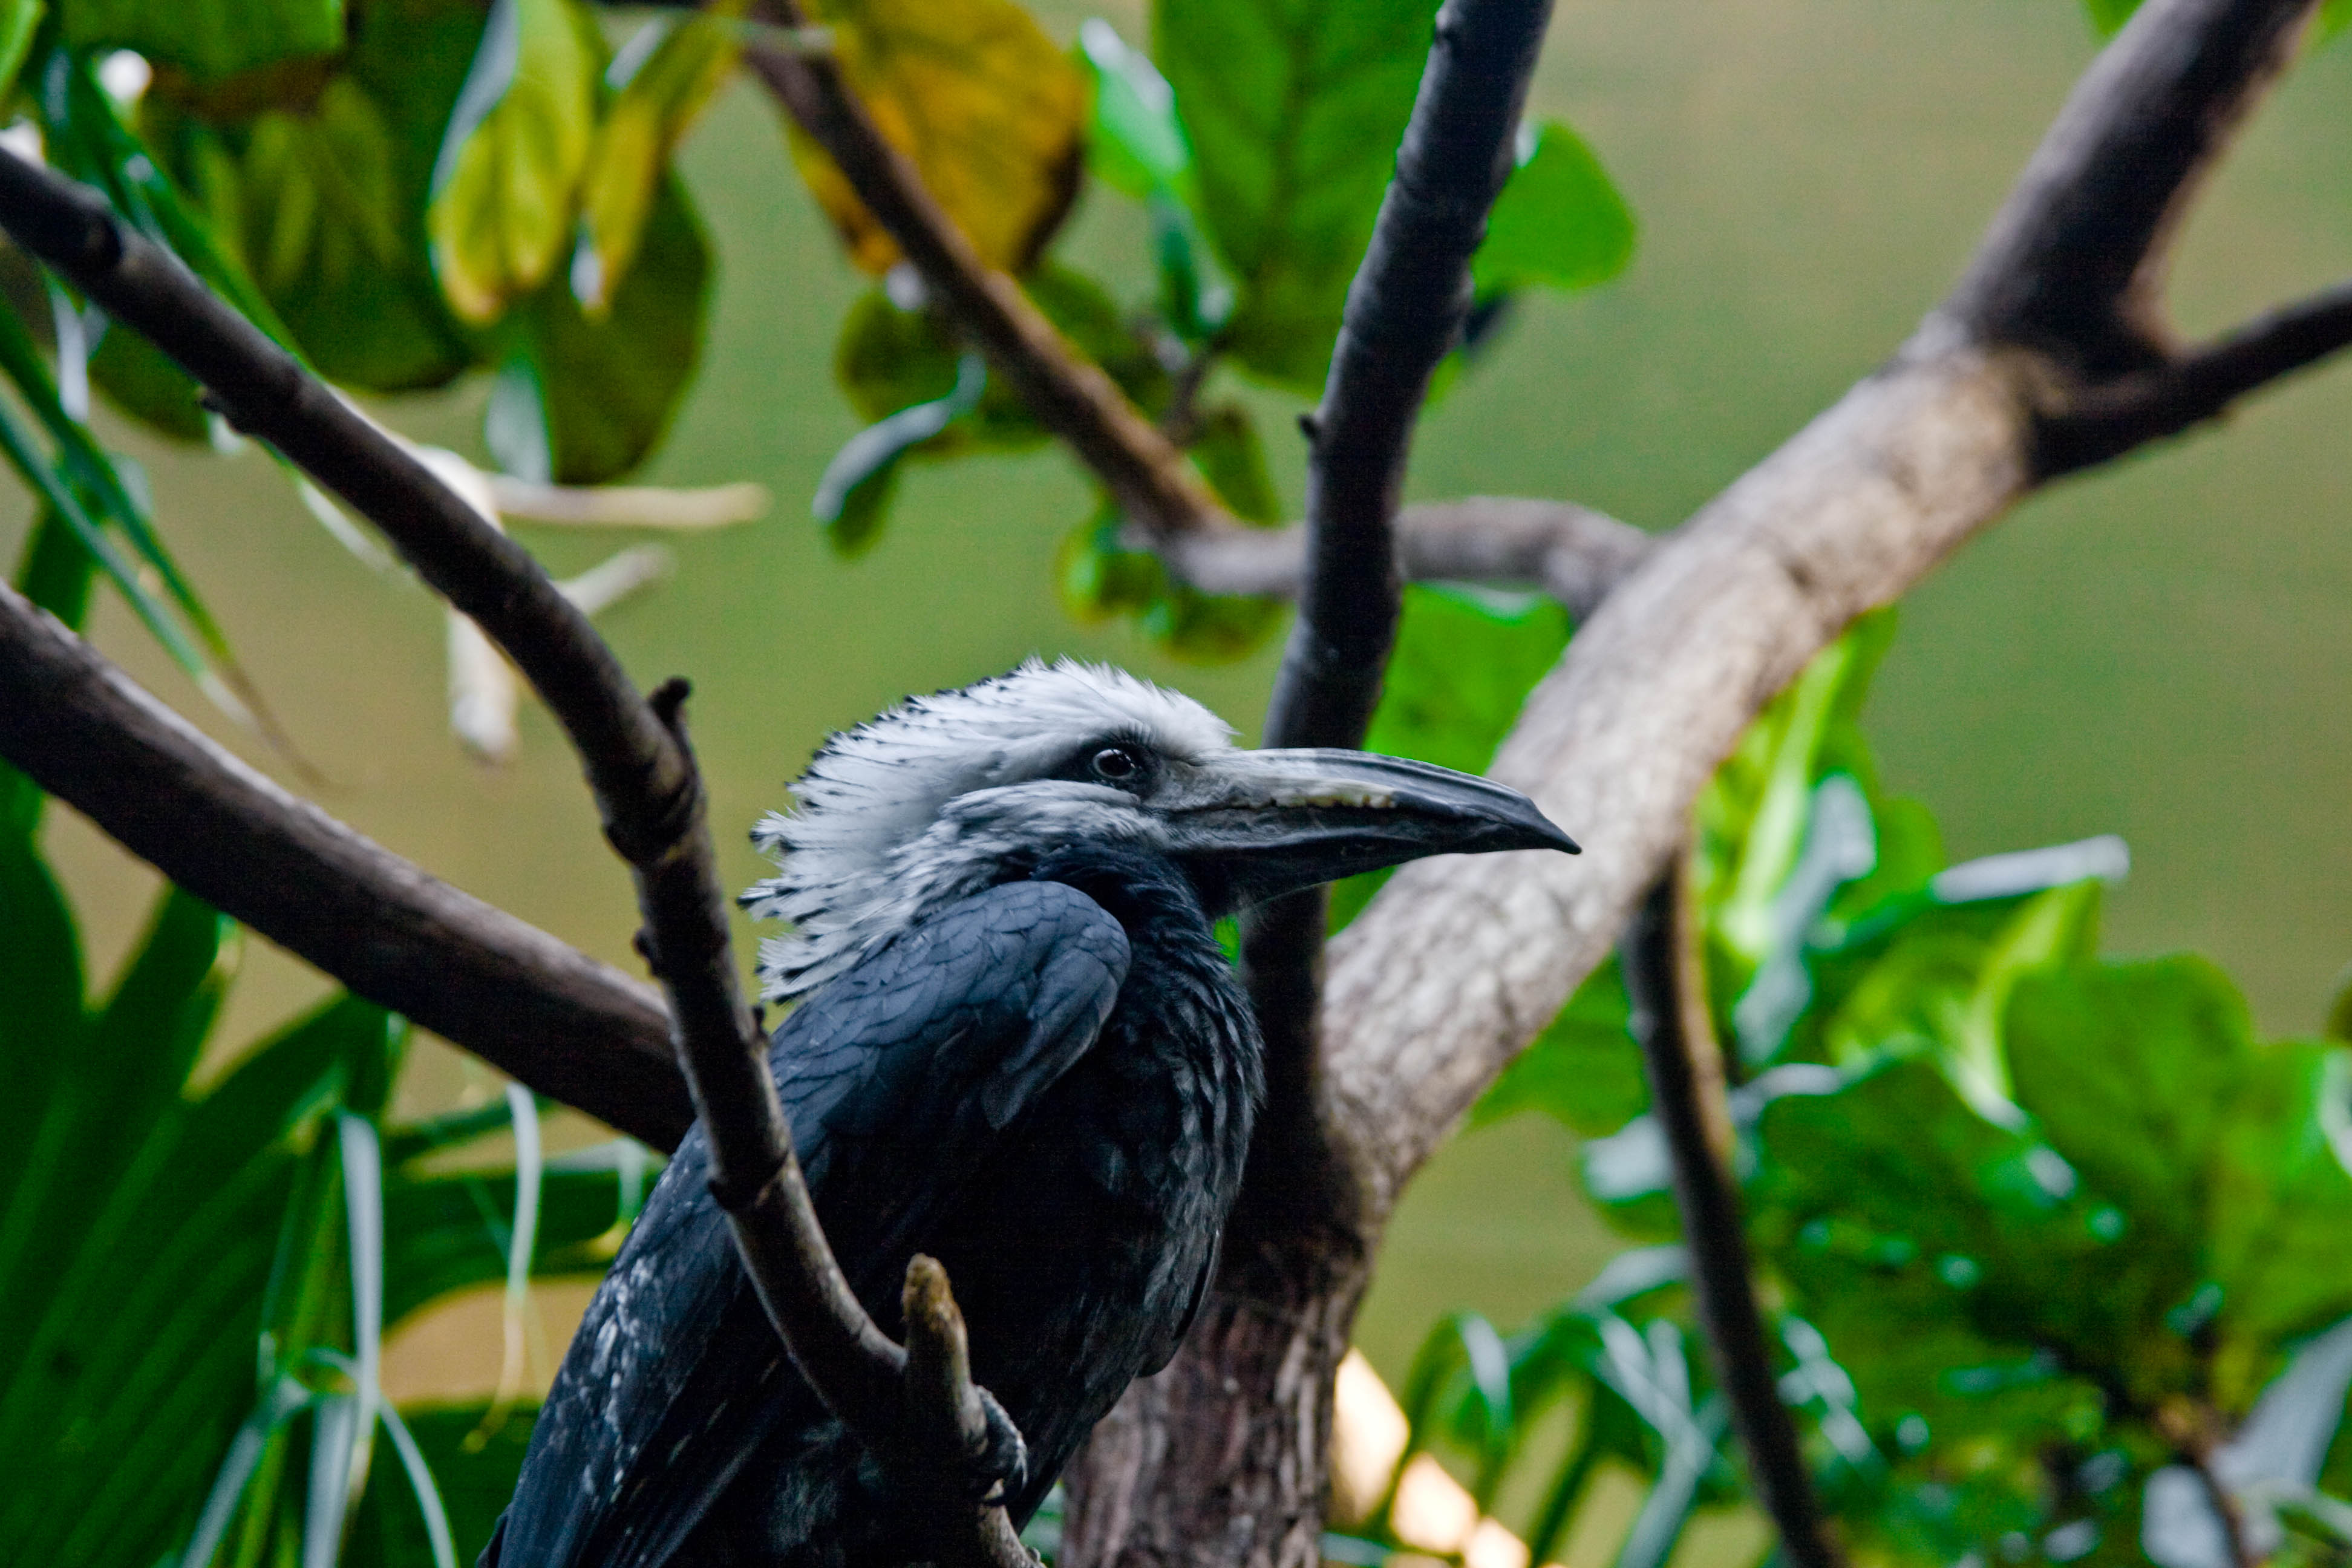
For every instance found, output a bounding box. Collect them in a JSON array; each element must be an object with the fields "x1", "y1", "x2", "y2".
[
  {"x1": 1363, "y1": 584, "x2": 1571, "y2": 776},
  {"x1": 1186, "y1": 403, "x2": 1282, "y2": 523},
  {"x1": 786, "y1": 0, "x2": 1085, "y2": 275},
  {"x1": 1472, "y1": 120, "x2": 1635, "y2": 297},
  {"x1": 0, "y1": 831, "x2": 82, "y2": 1211},
  {"x1": 2081, "y1": 0, "x2": 2140, "y2": 37},
  {"x1": 2007, "y1": 958, "x2": 2252, "y2": 1249},
  {"x1": 2206, "y1": 1044, "x2": 2352, "y2": 1394},
  {"x1": 1471, "y1": 956, "x2": 1644, "y2": 1137},
  {"x1": 834, "y1": 265, "x2": 1165, "y2": 465},
  {"x1": 427, "y1": 0, "x2": 599, "y2": 327},
  {"x1": 224, "y1": 80, "x2": 474, "y2": 391},
  {"x1": 1077, "y1": 16, "x2": 1191, "y2": 200},
  {"x1": 576, "y1": 9, "x2": 739, "y2": 315},
  {"x1": 381, "y1": 1168, "x2": 629, "y2": 1330},
  {"x1": 493, "y1": 172, "x2": 713, "y2": 483},
  {"x1": 1157, "y1": 0, "x2": 1437, "y2": 390},
  {"x1": 347, "y1": 1403, "x2": 537, "y2": 1568},
  {"x1": 815, "y1": 353, "x2": 985, "y2": 554},
  {"x1": 61, "y1": 0, "x2": 341, "y2": 80},
  {"x1": 87, "y1": 319, "x2": 209, "y2": 439},
  {"x1": 1330, "y1": 583, "x2": 1567, "y2": 929},
  {"x1": 1, "y1": 509, "x2": 96, "y2": 834},
  {"x1": 0, "y1": 0, "x2": 42, "y2": 102}
]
